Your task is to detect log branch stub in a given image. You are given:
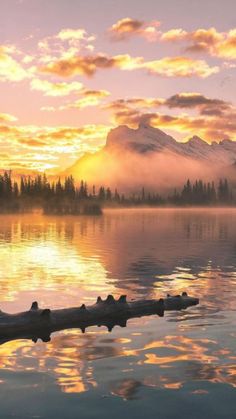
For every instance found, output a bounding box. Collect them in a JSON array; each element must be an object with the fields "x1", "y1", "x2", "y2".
[
  {"x1": 107, "y1": 325, "x2": 113, "y2": 332},
  {"x1": 105, "y1": 295, "x2": 115, "y2": 304},
  {"x1": 118, "y1": 295, "x2": 127, "y2": 303},
  {"x1": 41, "y1": 309, "x2": 51, "y2": 318},
  {"x1": 31, "y1": 301, "x2": 39, "y2": 310}
]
